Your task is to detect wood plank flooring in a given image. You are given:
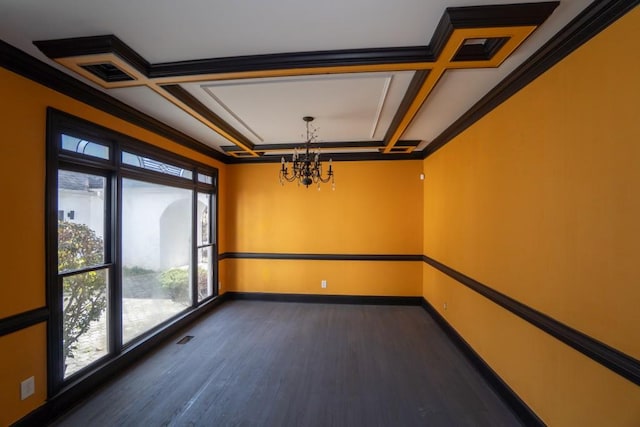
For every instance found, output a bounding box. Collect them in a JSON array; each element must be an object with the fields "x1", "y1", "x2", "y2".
[{"x1": 51, "y1": 301, "x2": 522, "y2": 426}]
